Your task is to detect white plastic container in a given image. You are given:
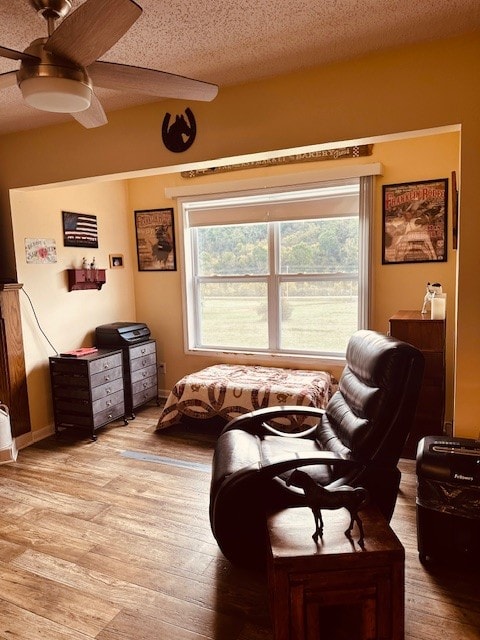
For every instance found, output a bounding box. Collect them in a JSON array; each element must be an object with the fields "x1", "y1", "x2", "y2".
[
  {"x1": 0, "y1": 404, "x2": 18, "y2": 463},
  {"x1": 431, "y1": 294, "x2": 447, "y2": 320}
]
